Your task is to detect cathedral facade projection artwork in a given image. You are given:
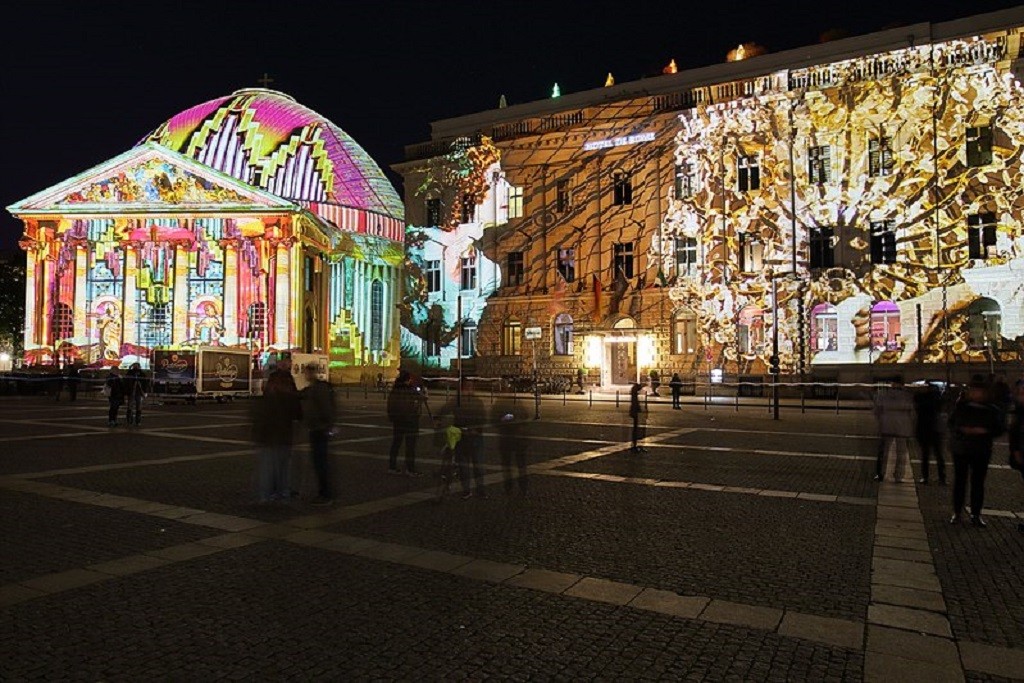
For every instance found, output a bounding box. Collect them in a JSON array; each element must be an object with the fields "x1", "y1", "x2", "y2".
[
  {"x1": 8, "y1": 89, "x2": 404, "y2": 381},
  {"x1": 398, "y1": 10, "x2": 1023, "y2": 386}
]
